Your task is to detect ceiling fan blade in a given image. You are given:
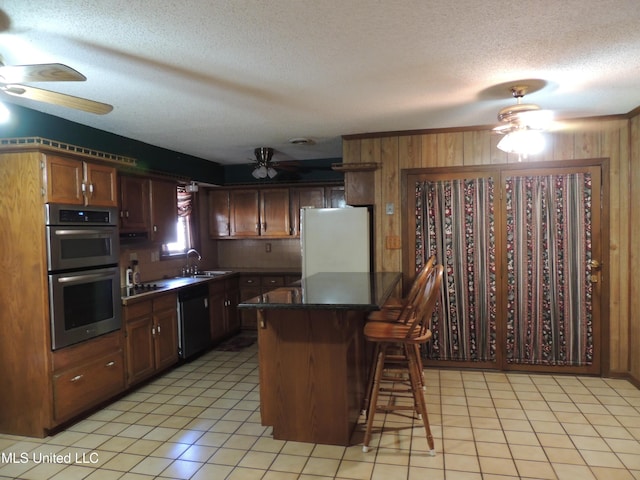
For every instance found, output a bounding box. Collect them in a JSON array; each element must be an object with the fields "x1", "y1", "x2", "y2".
[
  {"x1": 0, "y1": 63, "x2": 86, "y2": 83},
  {"x1": 2, "y1": 84, "x2": 113, "y2": 114}
]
